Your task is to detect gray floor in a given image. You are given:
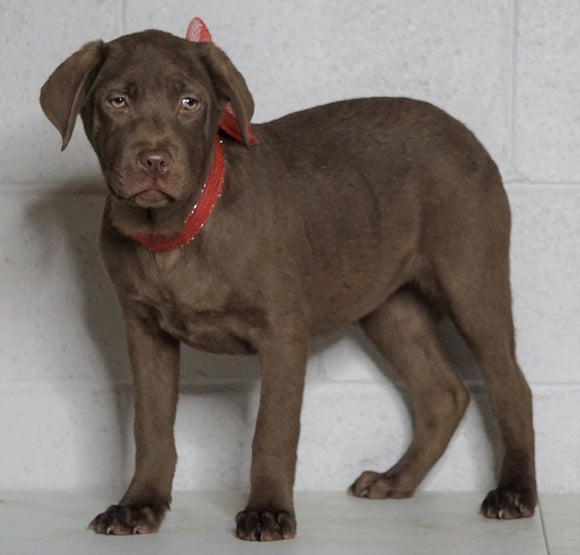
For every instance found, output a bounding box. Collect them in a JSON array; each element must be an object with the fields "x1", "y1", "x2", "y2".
[{"x1": 1, "y1": 490, "x2": 578, "y2": 554}]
